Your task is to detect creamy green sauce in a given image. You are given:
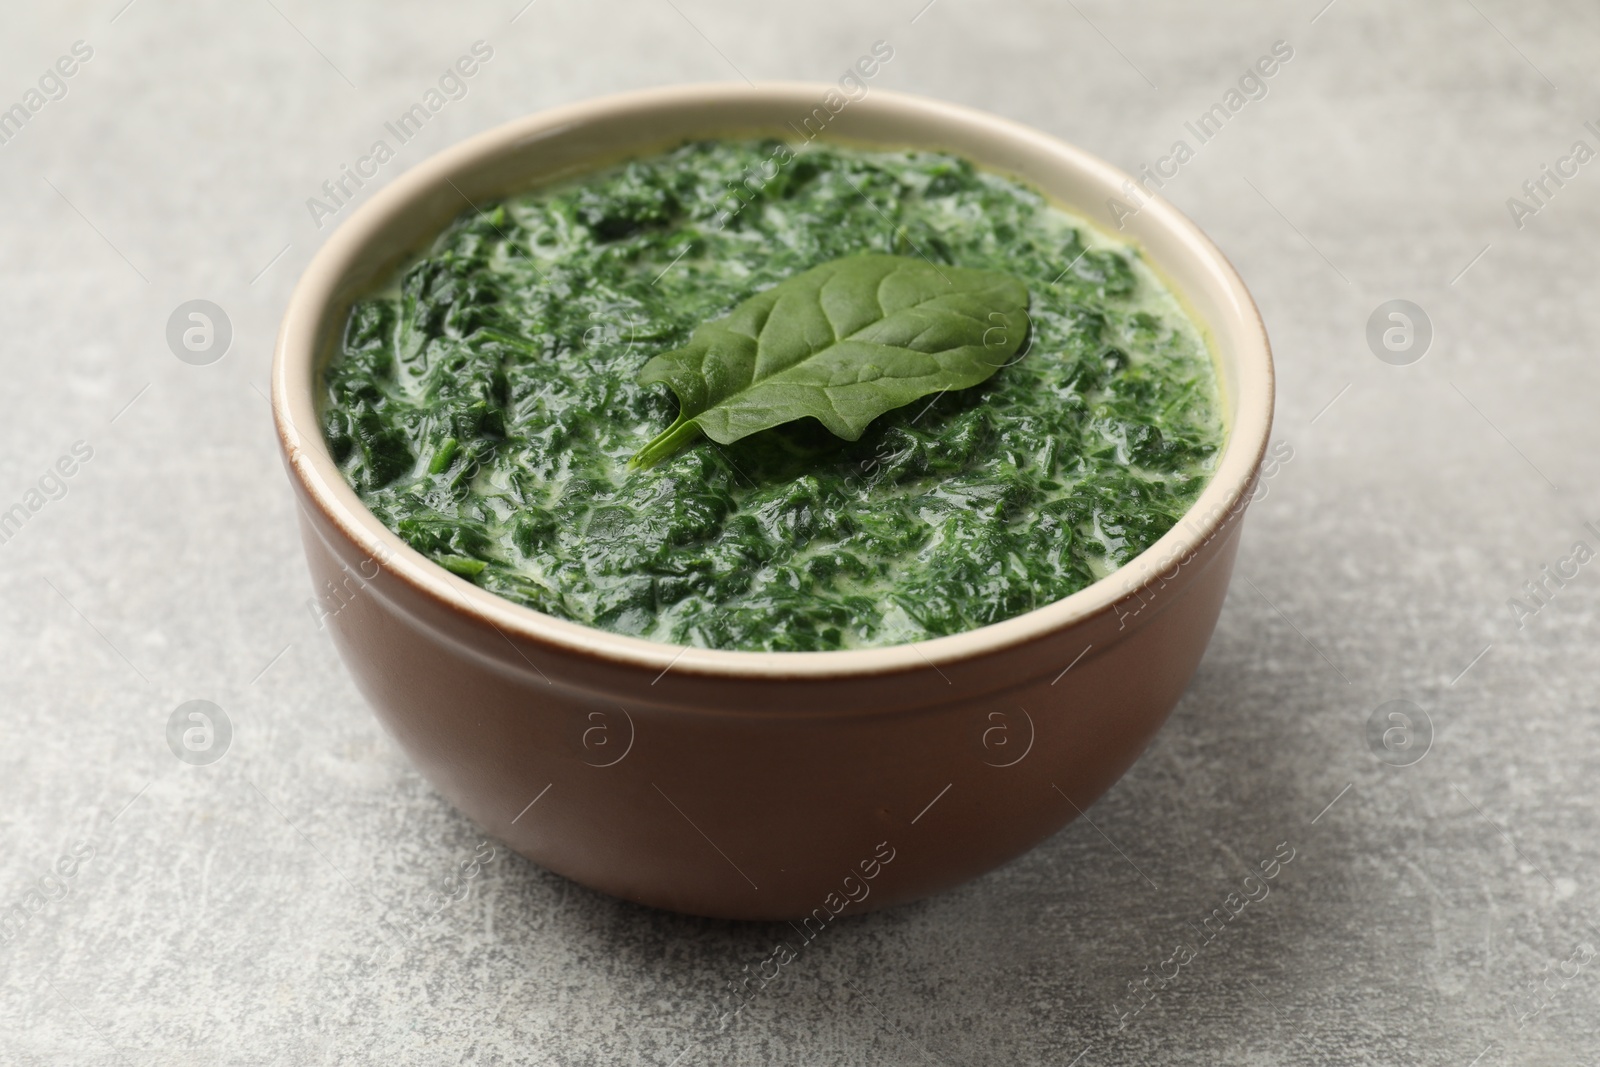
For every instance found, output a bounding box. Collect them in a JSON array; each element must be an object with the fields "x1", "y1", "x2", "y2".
[{"x1": 322, "y1": 140, "x2": 1224, "y2": 651}]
